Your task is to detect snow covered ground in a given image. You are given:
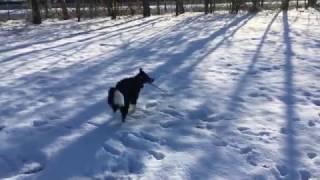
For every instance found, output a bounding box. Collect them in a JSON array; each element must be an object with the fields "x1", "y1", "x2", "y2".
[{"x1": 0, "y1": 9, "x2": 320, "y2": 180}]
